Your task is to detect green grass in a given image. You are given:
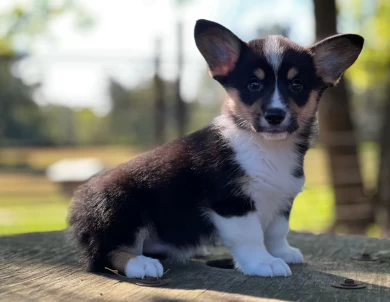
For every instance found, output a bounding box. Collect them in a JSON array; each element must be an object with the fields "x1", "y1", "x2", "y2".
[
  {"x1": 291, "y1": 186, "x2": 334, "y2": 232},
  {"x1": 0, "y1": 144, "x2": 378, "y2": 236},
  {"x1": 0, "y1": 202, "x2": 68, "y2": 236},
  {"x1": 0, "y1": 187, "x2": 335, "y2": 236}
]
